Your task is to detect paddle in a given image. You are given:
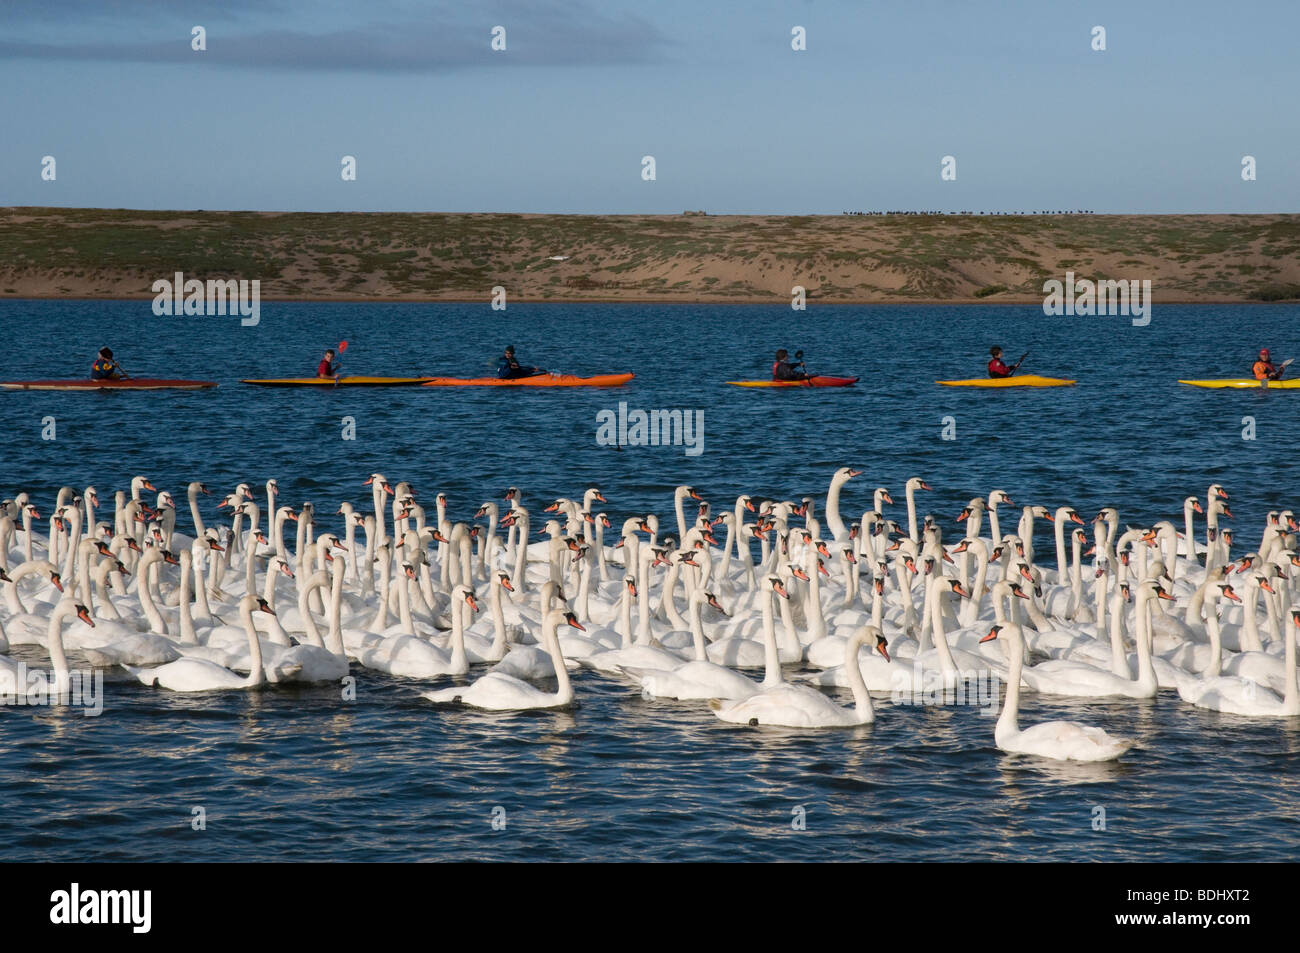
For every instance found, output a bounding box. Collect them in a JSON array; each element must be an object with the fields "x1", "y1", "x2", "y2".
[
  {"x1": 794, "y1": 349, "x2": 813, "y2": 386},
  {"x1": 1008, "y1": 351, "x2": 1029, "y2": 376}
]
